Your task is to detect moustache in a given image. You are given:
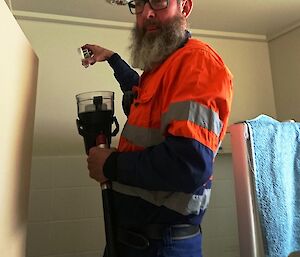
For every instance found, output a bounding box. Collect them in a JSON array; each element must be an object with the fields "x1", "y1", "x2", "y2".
[{"x1": 142, "y1": 19, "x2": 162, "y2": 32}]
